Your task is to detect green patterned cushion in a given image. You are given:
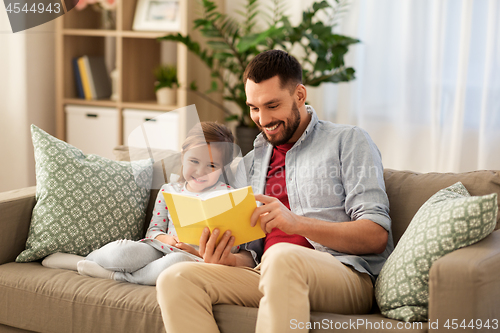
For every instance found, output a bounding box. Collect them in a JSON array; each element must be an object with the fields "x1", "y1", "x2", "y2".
[
  {"x1": 375, "y1": 182, "x2": 497, "y2": 322},
  {"x1": 16, "y1": 125, "x2": 153, "y2": 263}
]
